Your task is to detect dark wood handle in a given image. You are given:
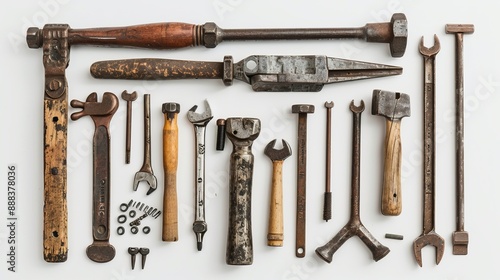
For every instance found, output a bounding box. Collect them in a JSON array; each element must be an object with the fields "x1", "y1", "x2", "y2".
[
  {"x1": 381, "y1": 119, "x2": 402, "y2": 216},
  {"x1": 43, "y1": 97, "x2": 68, "y2": 262},
  {"x1": 162, "y1": 113, "x2": 179, "y2": 242},
  {"x1": 69, "y1": 22, "x2": 200, "y2": 49}
]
